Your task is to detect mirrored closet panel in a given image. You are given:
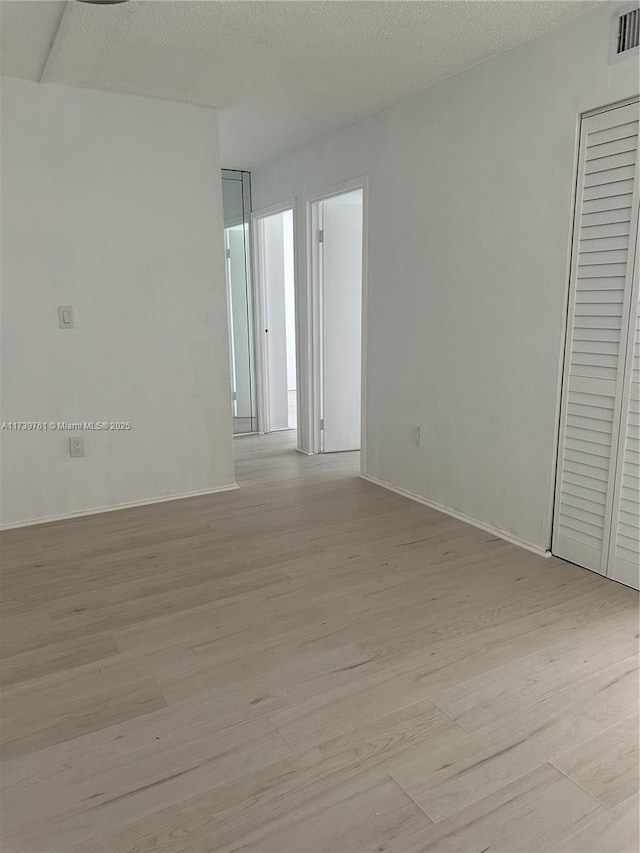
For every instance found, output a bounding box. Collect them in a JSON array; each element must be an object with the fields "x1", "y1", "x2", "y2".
[{"x1": 221, "y1": 170, "x2": 257, "y2": 434}]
